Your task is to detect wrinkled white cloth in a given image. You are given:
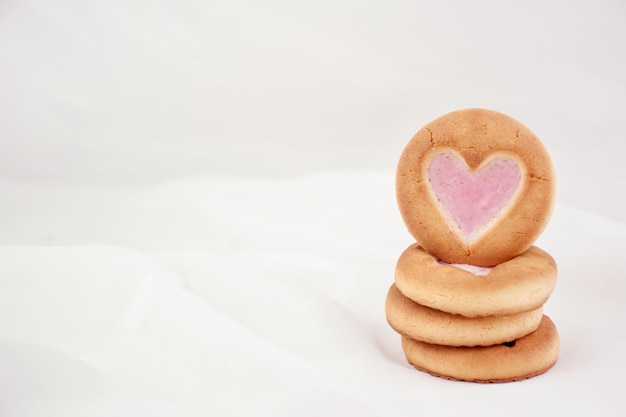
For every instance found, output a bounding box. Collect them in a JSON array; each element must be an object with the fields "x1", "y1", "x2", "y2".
[
  {"x1": 1, "y1": 0, "x2": 625, "y2": 415},
  {"x1": 0, "y1": 173, "x2": 624, "y2": 416}
]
